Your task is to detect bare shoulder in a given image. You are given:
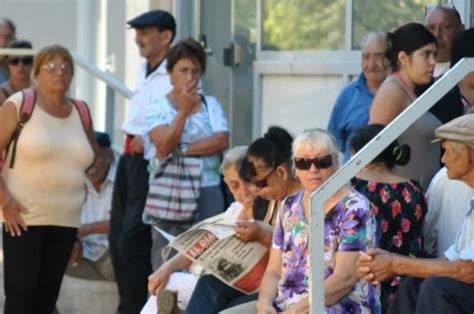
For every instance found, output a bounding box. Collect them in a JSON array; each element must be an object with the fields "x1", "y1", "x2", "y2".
[{"x1": 369, "y1": 82, "x2": 410, "y2": 125}]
